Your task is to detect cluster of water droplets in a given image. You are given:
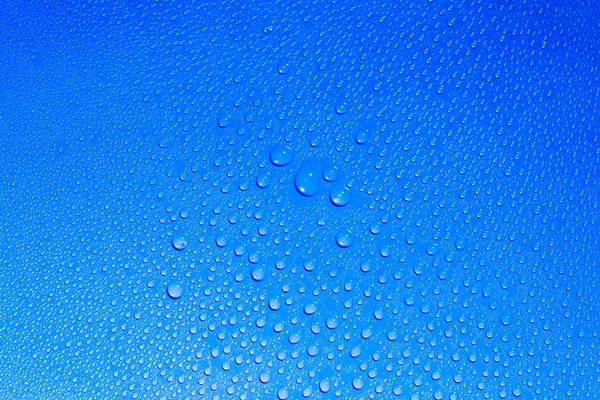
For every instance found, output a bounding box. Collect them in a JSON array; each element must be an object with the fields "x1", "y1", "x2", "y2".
[{"x1": 0, "y1": 0, "x2": 598, "y2": 399}]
